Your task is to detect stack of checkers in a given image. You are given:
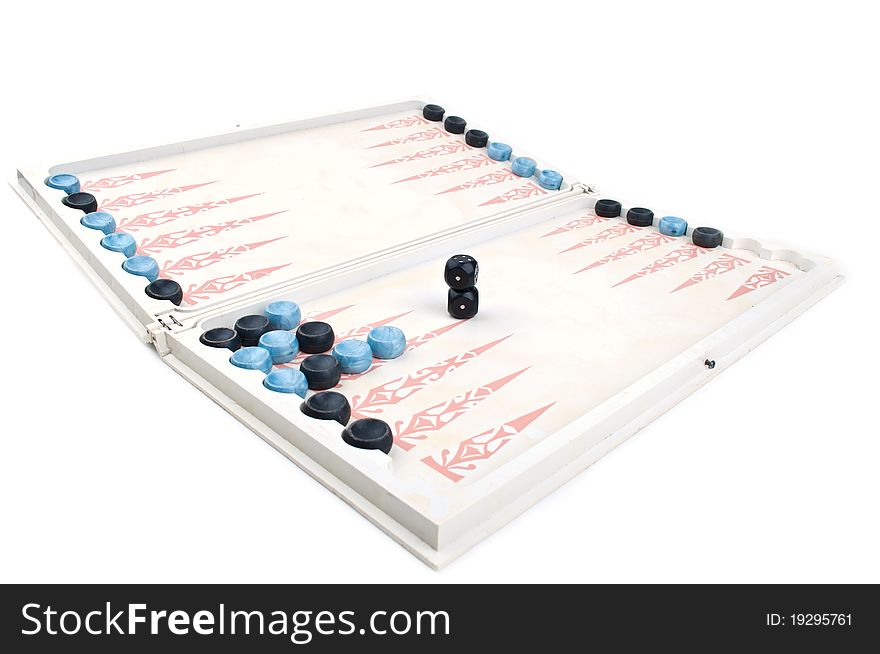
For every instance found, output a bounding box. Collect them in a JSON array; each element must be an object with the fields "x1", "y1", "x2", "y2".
[{"x1": 198, "y1": 299, "x2": 410, "y2": 455}]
